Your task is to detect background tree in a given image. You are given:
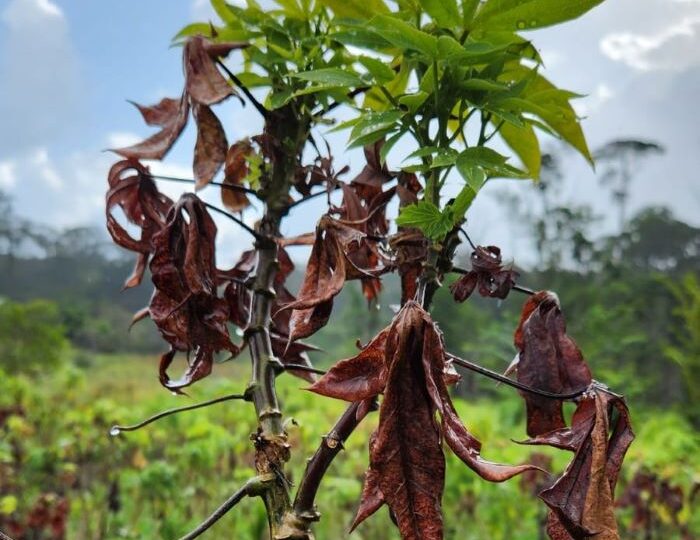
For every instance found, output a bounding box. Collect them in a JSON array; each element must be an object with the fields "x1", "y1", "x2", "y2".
[{"x1": 594, "y1": 139, "x2": 664, "y2": 233}]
